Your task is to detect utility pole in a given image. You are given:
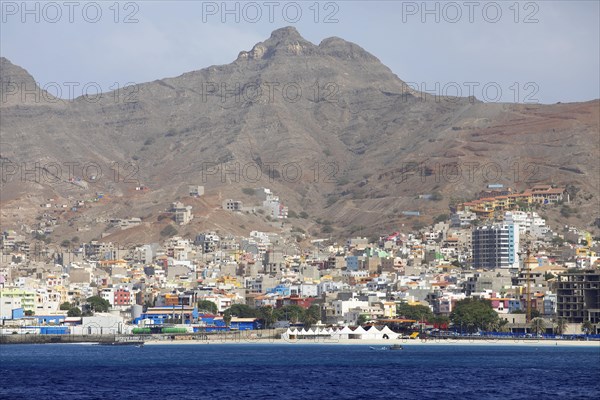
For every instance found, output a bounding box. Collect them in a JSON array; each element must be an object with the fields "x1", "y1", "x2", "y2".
[
  {"x1": 518, "y1": 243, "x2": 533, "y2": 327},
  {"x1": 525, "y1": 248, "x2": 532, "y2": 324}
]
